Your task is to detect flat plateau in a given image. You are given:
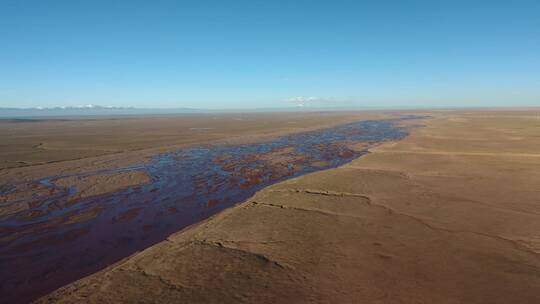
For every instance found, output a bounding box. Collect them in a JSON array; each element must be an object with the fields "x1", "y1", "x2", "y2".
[{"x1": 8, "y1": 109, "x2": 540, "y2": 303}]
